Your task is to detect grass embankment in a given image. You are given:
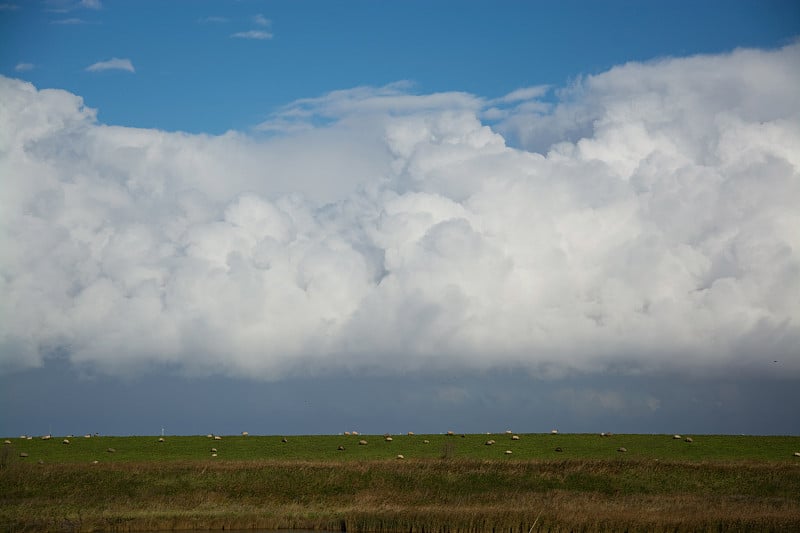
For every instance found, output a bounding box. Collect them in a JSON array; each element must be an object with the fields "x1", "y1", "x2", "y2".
[{"x1": 2, "y1": 434, "x2": 800, "y2": 532}]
